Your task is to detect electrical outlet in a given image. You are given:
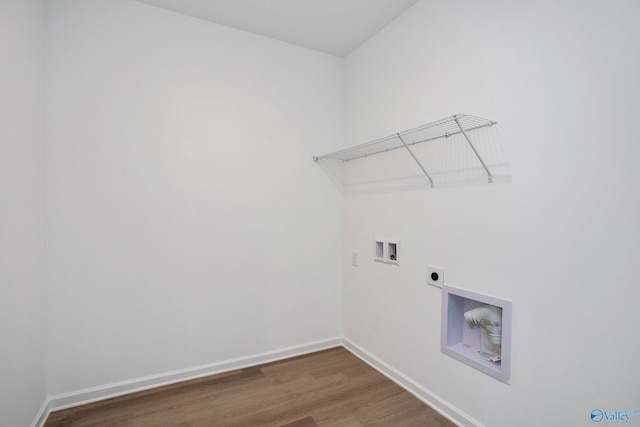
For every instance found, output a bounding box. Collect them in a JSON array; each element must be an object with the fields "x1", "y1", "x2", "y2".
[
  {"x1": 352, "y1": 251, "x2": 358, "y2": 266},
  {"x1": 427, "y1": 265, "x2": 445, "y2": 287}
]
